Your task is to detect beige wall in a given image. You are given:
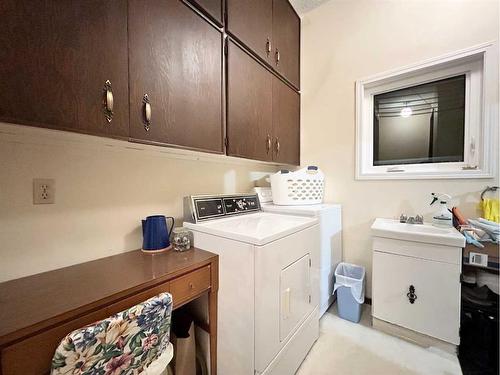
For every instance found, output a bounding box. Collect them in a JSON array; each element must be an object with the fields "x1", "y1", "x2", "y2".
[
  {"x1": 0, "y1": 122, "x2": 278, "y2": 282},
  {"x1": 301, "y1": 0, "x2": 499, "y2": 296}
]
